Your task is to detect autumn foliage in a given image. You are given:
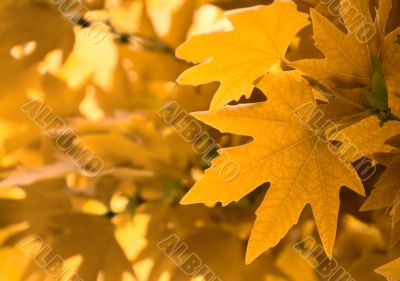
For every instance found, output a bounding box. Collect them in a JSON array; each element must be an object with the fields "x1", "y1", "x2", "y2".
[{"x1": 1, "y1": 0, "x2": 400, "y2": 281}]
